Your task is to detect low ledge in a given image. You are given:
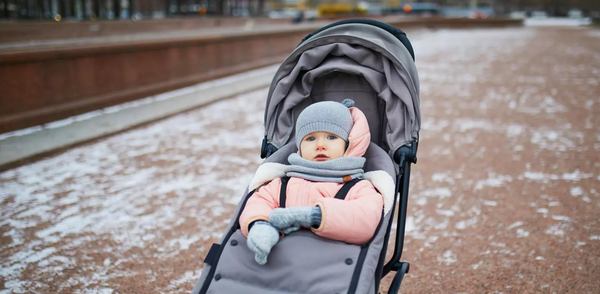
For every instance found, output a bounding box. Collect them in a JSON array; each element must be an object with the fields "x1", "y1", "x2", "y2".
[{"x1": 0, "y1": 65, "x2": 277, "y2": 171}]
